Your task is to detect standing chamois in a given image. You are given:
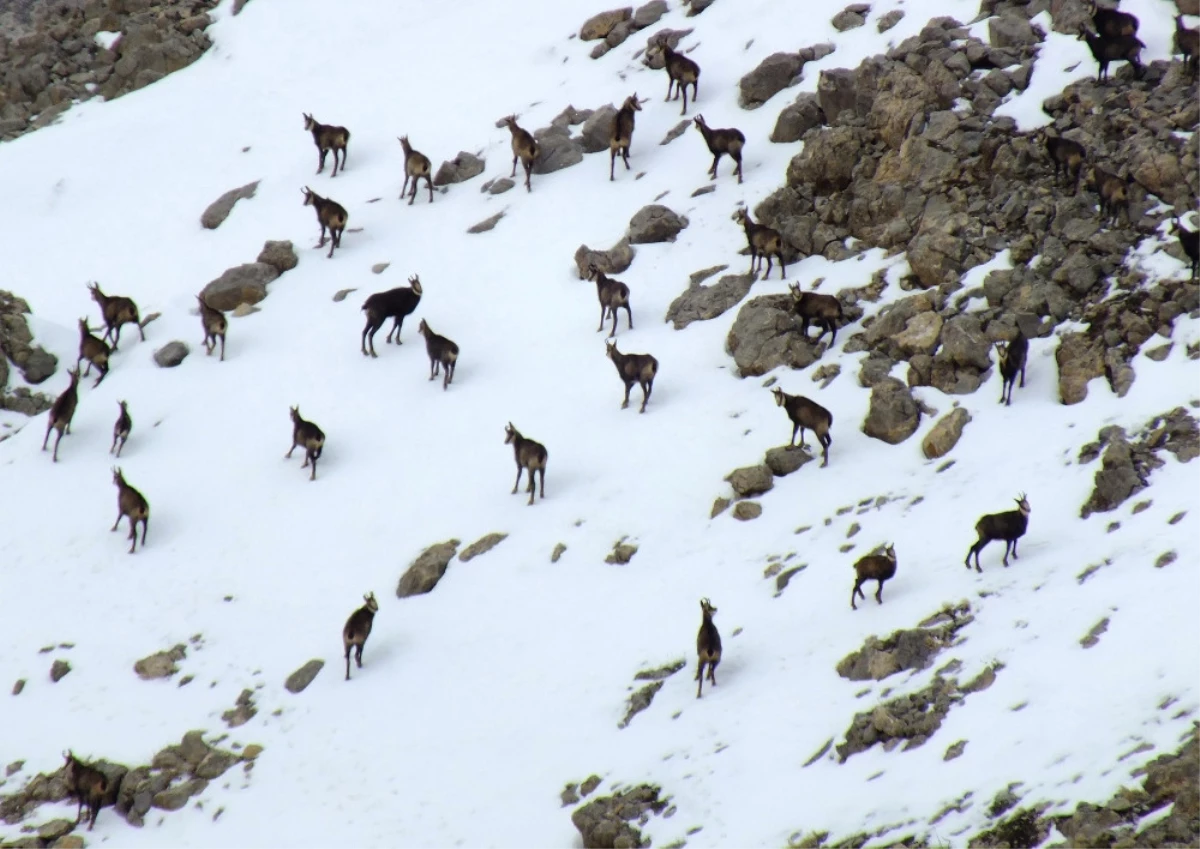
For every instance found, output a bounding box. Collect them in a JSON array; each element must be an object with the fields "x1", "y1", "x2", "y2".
[
  {"x1": 695, "y1": 597, "x2": 721, "y2": 699},
  {"x1": 398, "y1": 135, "x2": 434, "y2": 205},
  {"x1": 995, "y1": 328, "x2": 1028, "y2": 406},
  {"x1": 606, "y1": 339, "x2": 658, "y2": 413},
  {"x1": 111, "y1": 400, "x2": 131, "y2": 457},
  {"x1": 62, "y1": 750, "x2": 109, "y2": 831},
  {"x1": 1078, "y1": 28, "x2": 1144, "y2": 83},
  {"x1": 417, "y1": 319, "x2": 459, "y2": 390},
  {"x1": 692, "y1": 114, "x2": 744, "y2": 183},
  {"x1": 1086, "y1": 0, "x2": 1139, "y2": 38},
  {"x1": 504, "y1": 422, "x2": 547, "y2": 506},
  {"x1": 41, "y1": 366, "x2": 80, "y2": 462},
  {"x1": 1039, "y1": 129, "x2": 1086, "y2": 189},
  {"x1": 361, "y1": 275, "x2": 423, "y2": 356},
  {"x1": 77, "y1": 318, "x2": 110, "y2": 387},
  {"x1": 789, "y1": 282, "x2": 844, "y2": 345},
  {"x1": 771, "y1": 386, "x2": 833, "y2": 466},
  {"x1": 1174, "y1": 15, "x2": 1199, "y2": 74},
  {"x1": 88, "y1": 282, "x2": 143, "y2": 351},
  {"x1": 342, "y1": 592, "x2": 379, "y2": 681},
  {"x1": 965, "y1": 493, "x2": 1031, "y2": 571},
  {"x1": 302, "y1": 112, "x2": 350, "y2": 177},
  {"x1": 851, "y1": 544, "x2": 898, "y2": 610},
  {"x1": 1173, "y1": 217, "x2": 1199, "y2": 279},
  {"x1": 286, "y1": 406, "x2": 325, "y2": 481},
  {"x1": 1086, "y1": 165, "x2": 1128, "y2": 226},
  {"x1": 302, "y1": 187, "x2": 348, "y2": 259},
  {"x1": 609, "y1": 94, "x2": 643, "y2": 181},
  {"x1": 653, "y1": 43, "x2": 700, "y2": 115},
  {"x1": 586, "y1": 263, "x2": 633, "y2": 337},
  {"x1": 502, "y1": 115, "x2": 539, "y2": 192},
  {"x1": 111, "y1": 467, "x2": 149, "y2": 554},
  {"x1": 733, "y1": 208, "x2": 786, "y2": 279},
  {"x1": 197, "y1": 294, "x2": 227, "y2": 361}
]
